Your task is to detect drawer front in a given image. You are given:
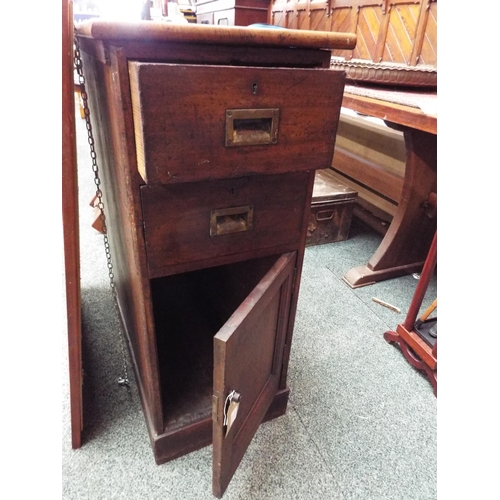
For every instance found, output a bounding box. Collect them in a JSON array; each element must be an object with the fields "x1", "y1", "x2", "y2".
[
  {"x1": 129, "y1": 62, "x2": 345, "y2": 185},
  {"x1": 196, "y1": 11, "x2": 214, "y2": 24},
  {"x1": 213, "y1": 8, "x2": 234, "y2": 25},
  {"x1": 140, "y1": 172, "x2": 310, "y2": 277}
]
